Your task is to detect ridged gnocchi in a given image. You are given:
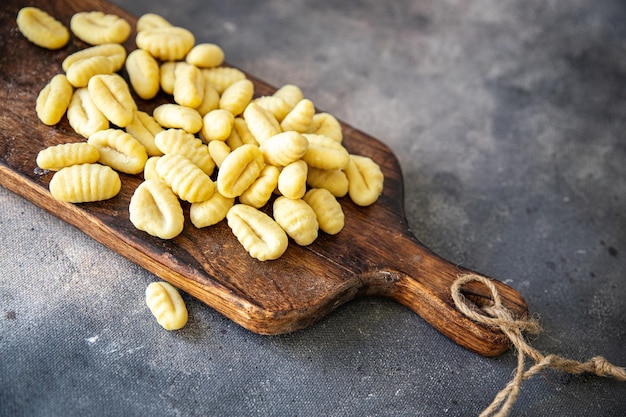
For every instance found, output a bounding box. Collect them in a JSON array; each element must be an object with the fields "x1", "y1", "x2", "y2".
[
  {"x1": 125, "y1": 111, "x2": 164, "y2": 157},
  {"x1": 219, "y1": 79, "x2": 254, "y2": 116},
  {"x1": 173, "y1": 63, "x2": 205, "y2": 109},
  {"x1": 156, "y1": 154, "x2": 215, "y2": 203},
  {"x1": 125, "y1": 49, "x2": 160, "y2": 100},
  {"x1": 273, "y1": 196, "x2": 319, "y2": 246},
  {"x1": 145, "y1": 281, "x2": 188, "y2": 330},
  {"x1": 227, "y1": 204, "x2": 288, "y2": 261},
  {"x1": 345, "y1": 154, "x2": 384, "y2": 206},
  {"x1": 259, "y1": 131, "x2": 309, "y2": 167},
  {"x1": 37, "y1": 142, "x2": 100, "y2": 171},
  {"x1": 87, "y1": 74, "x2": 136, "y2": 128},
  {"x1": 277, "y1": 159, "x2": 308, "y2": 200},
  {"x1": 239, "y1": 165, "x2": 279, "y2": 208},
  {"x1": 201, "y1": 109, "x2": 234, "y2": 142},
  {"x1": 49, "y1": 163, "x2": 121, "y2": 203},
  {"x1": 70, "y1": 11, "x2": 131, "y2": 45},
  {"x1": 136, "y1": 26, "x2": 195, "y2": 61},
  {"x1": 217, "y1": 144, "x2": 264, "y2": 198},
  {"x1": 303, "y1": 188, "x2": 345, "y2": 235},
  {"x1": 67, "y1": 87, "x2": 109, "y2": 138},
  {"x1": 62, "y1": 43, "x2": 127, "y2": 73},
  {"x1": 154, "y1": 129, "x2": 215, "y2": 175},
  {"x1": 153, "y1": 103, "x2": 203, "y2": 134},
  {"x1": 190, "y1": 191, "x2": 234, "y2": 228}
]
